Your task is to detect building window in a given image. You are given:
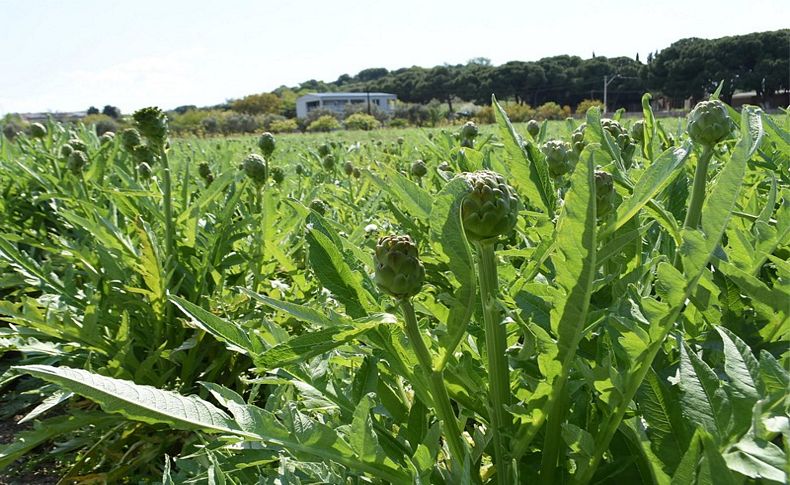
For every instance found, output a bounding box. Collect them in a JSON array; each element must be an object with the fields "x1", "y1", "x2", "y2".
[{"x1": 306, "y1": 101, "x2": 319, "y2": 111}]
